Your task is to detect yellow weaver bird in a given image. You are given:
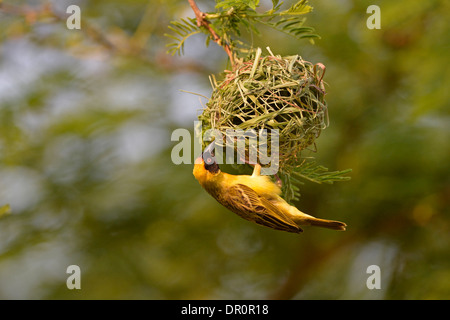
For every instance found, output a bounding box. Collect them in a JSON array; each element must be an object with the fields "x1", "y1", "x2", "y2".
[{"x1": 193, "y1": 142, "x2": 347, "y2": 234}]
